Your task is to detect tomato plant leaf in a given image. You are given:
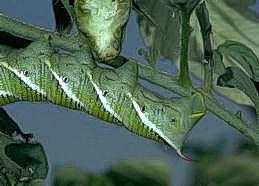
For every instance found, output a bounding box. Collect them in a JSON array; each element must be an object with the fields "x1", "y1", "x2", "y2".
[
  {"x1": 0, "y1": 108, "x2": 48, "y2": 185},
  {"x1": 217, "y1": 67, "x2": 259, "y2": 109},
  {"x1": 217, "y1": 40, "x2": 259, "y2": 81}
]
